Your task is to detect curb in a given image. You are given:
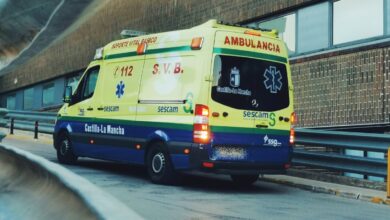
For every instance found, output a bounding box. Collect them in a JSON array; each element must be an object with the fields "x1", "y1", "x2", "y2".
[
  {"x1": 287, "y1": 168, "x2": 386, "y2": 191},
  {"x1": 0, "y1": 128, "x2": 53, "y2": 145},
  {"x1": 4, "y1": 132, "x2": 53, "y2": 145},
  {"x1": 261, "y1": 176, "x2": 390, "y2": 207},
  {"x1": 0, "y1": 144, "x2": 143, "y2": 219}
]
